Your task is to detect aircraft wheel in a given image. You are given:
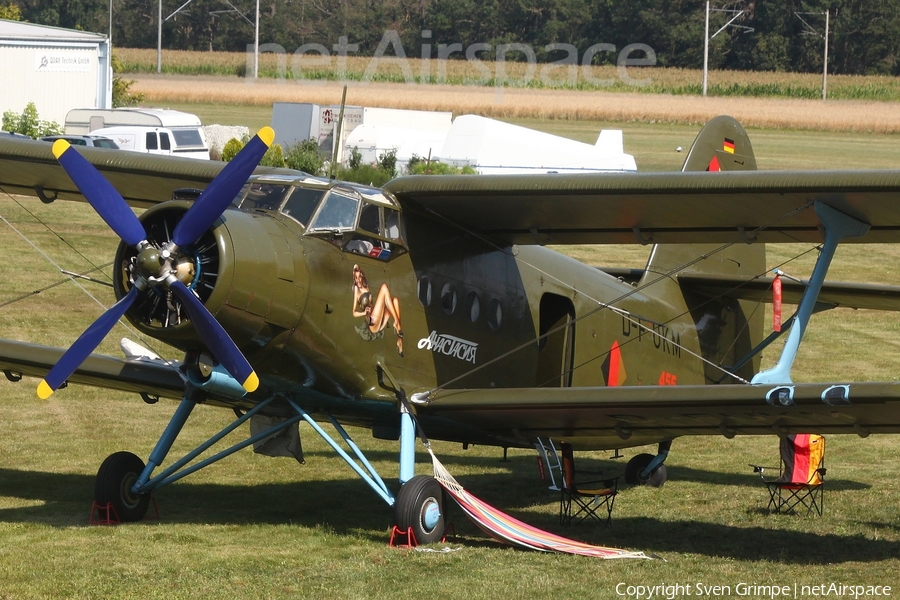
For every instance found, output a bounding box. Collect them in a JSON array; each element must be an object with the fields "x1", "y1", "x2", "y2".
[
  {"x1": 394, "y1": 475, "x2": 446, "y2": 545},
  {"x1": 624, "y1": 453, "x2": 667, "y2": 487},
  {"x1": 95, "y1": 451, "x2": 150, "y2": 522}
]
